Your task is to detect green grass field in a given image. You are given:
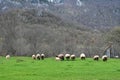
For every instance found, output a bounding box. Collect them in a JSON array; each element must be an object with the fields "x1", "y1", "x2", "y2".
[{"x1": 0, "y1": 57, "x2": 120, "y2": 80}]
